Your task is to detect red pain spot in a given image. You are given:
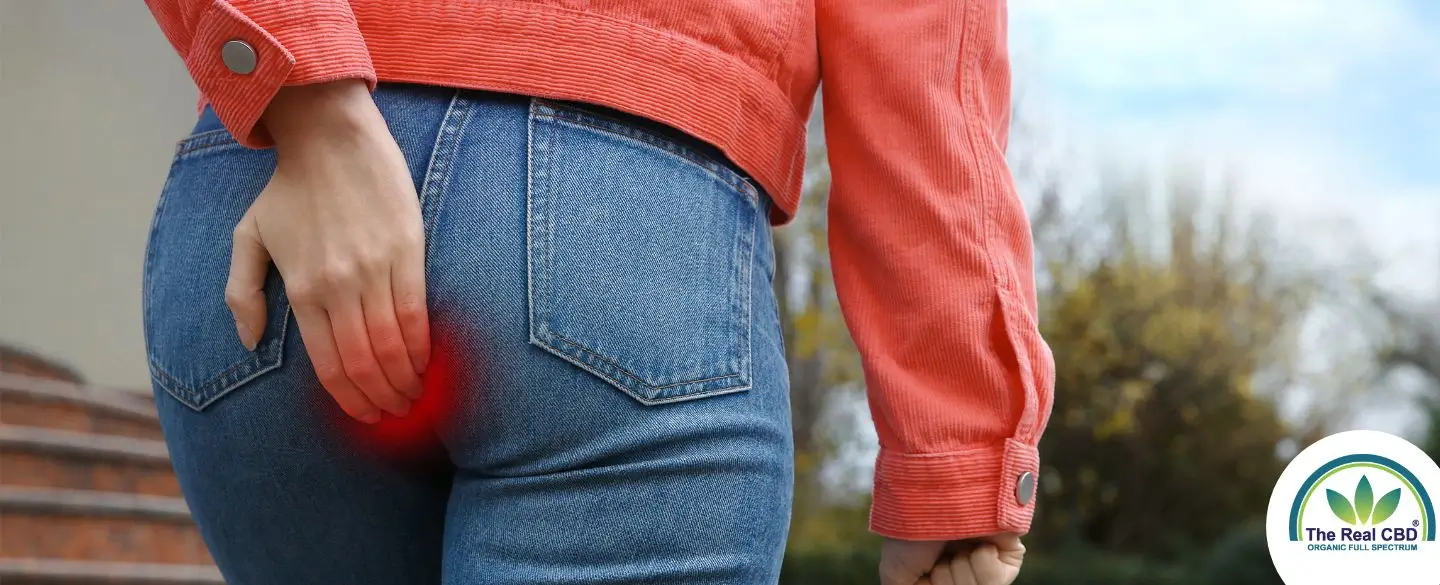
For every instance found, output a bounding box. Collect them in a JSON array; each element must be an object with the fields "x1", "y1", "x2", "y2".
[{"x1": 343, "y1": 327, "x2": 473, "y2": 459}]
